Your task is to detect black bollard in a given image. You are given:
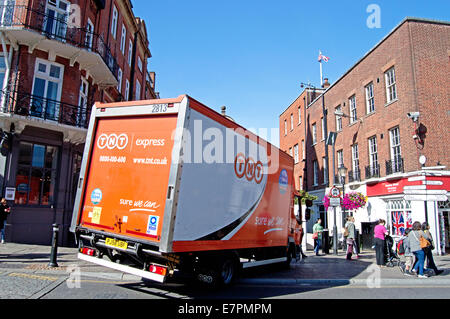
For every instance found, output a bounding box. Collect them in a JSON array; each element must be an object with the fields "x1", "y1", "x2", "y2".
[{"x1": 48, "y1": 224, "x2": 59, "y2": 268}]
